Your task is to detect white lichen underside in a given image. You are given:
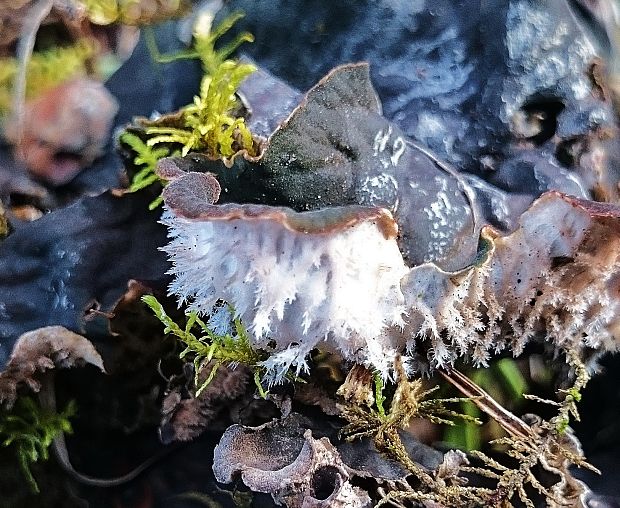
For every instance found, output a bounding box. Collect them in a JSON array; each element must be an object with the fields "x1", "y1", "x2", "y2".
[
  {"x1": 402, "y1": 195, "x2": 620, "y2": 367},
  {"x1": 162, "y1": 209, "x2": 408, "y2": 381},
  {"x1": 162, "y1": 193, "x2": 620, "y2": 380}
]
